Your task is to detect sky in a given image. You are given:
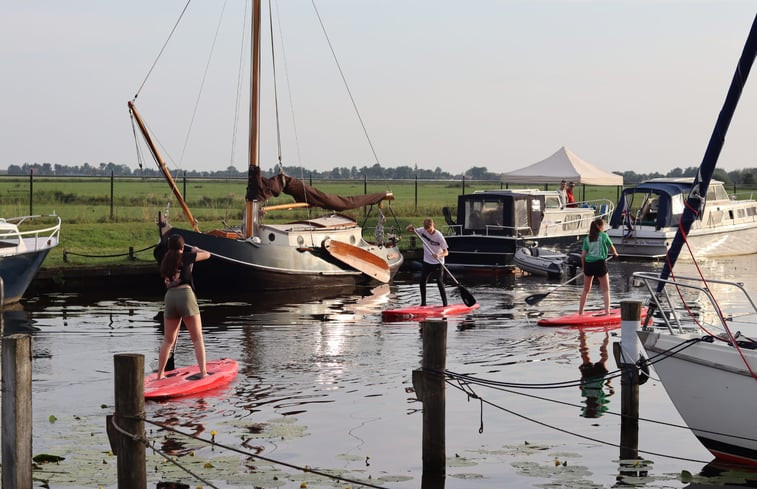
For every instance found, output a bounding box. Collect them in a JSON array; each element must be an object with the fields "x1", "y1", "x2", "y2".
[{"x1": 2, "y1": 1, "x2": 756, "y2": 176}]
